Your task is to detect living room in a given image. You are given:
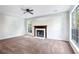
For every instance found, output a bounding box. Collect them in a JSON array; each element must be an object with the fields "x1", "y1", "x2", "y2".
[{"x1": 0, "y1": 5, "x2": 79, "y2": 54}]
